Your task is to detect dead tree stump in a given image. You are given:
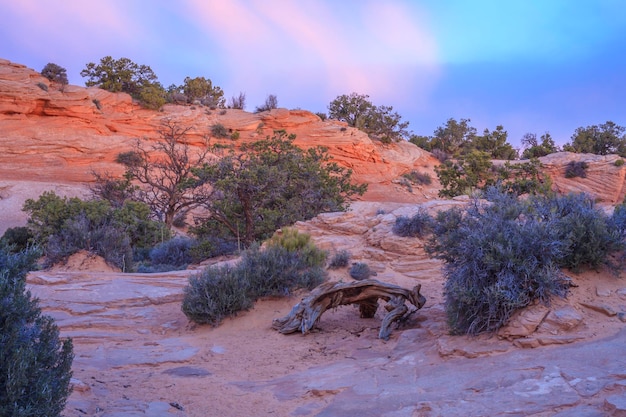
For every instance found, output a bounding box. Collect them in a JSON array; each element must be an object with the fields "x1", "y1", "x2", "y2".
[{"x1": 272, "y1": 279, "x2": 426, "y2": 340}]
